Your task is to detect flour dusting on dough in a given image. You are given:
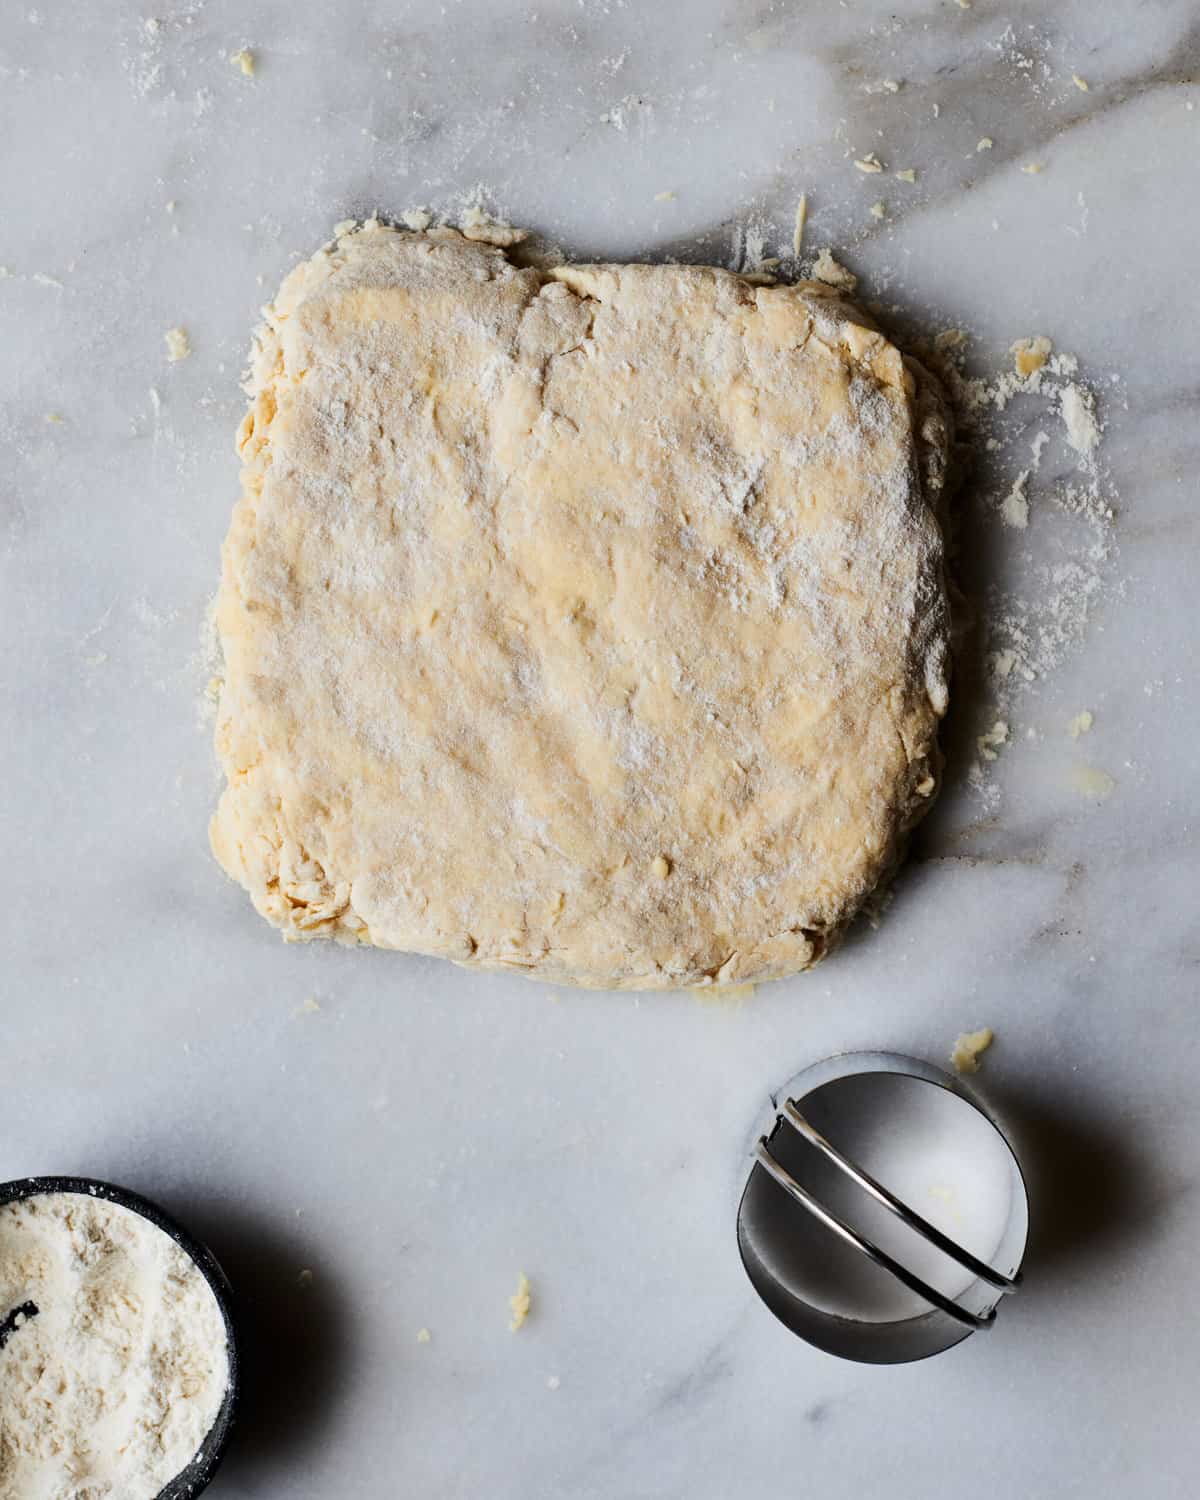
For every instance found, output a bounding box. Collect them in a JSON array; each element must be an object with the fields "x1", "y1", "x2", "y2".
[{"x1": 209, "y1": 223, "x2": 952, "y2": 988}]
